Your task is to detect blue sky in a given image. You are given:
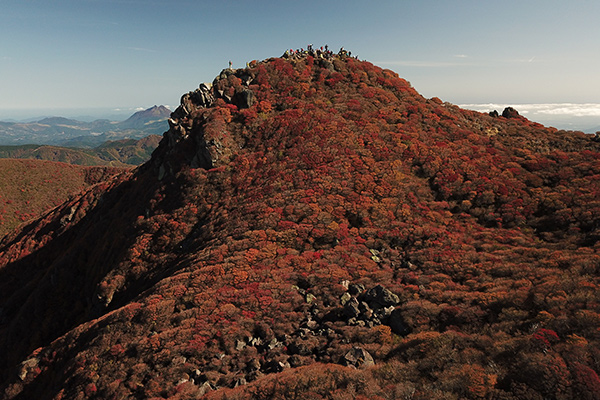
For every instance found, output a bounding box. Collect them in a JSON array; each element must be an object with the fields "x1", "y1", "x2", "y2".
[{"x1": 1, "y1": 0, "x2": 599, "y2": 126}]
